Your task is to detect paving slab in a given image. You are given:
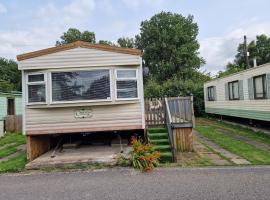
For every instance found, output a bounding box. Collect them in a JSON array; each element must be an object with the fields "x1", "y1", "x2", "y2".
[
  {"x1": 0, "y1": 143, "x2": 17, "y2": 151},
  {"x1": 26, "y1": 145, "x2": 131, "y2": 170},
  {"x1": 0, "y1": 150, "x2": 24, "y2": 162},
  {"x1": 193, "y1": 130, "x2": 251, "y2": 165},
  {"x1": 193, "y1": 137, "x2": 231, "y2": 166}
]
